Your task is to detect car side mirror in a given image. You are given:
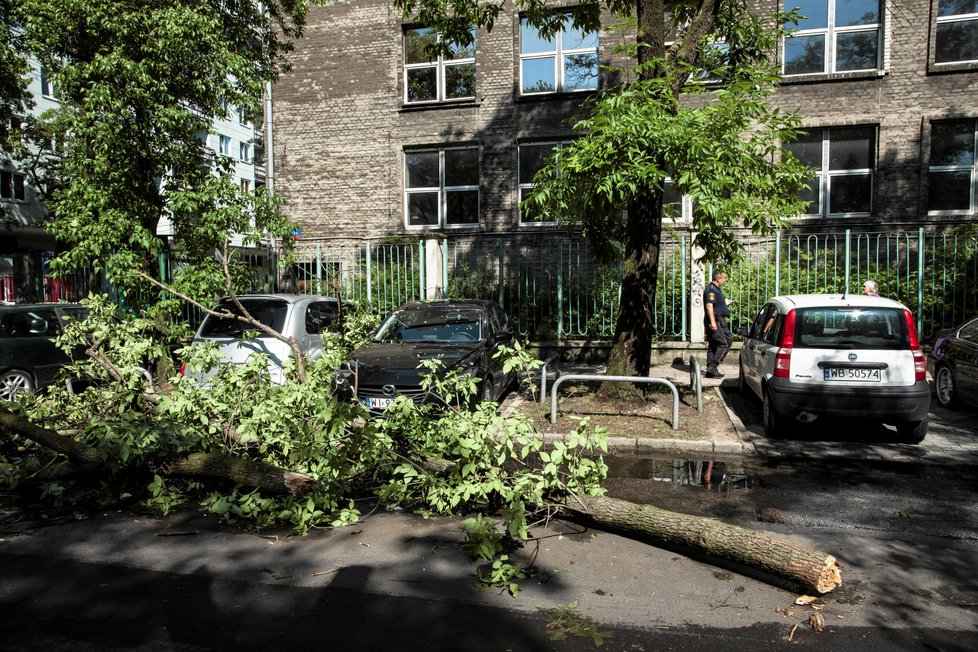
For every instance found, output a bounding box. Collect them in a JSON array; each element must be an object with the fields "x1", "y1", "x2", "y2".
[{"x1": 494, "y1": 330, "x2": 513, "y2": 343}]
